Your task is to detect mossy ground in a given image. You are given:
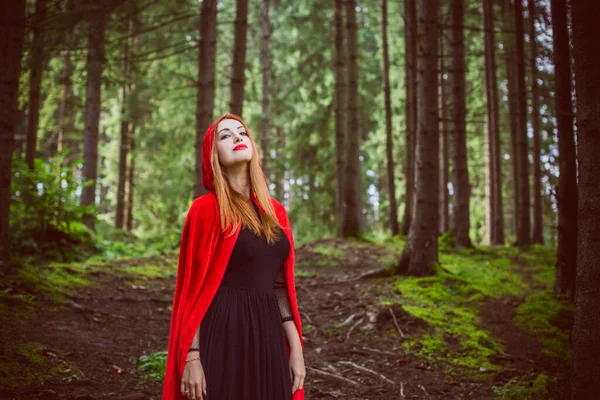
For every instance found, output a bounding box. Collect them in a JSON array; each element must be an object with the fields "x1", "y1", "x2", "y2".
[{"x1": 2, "y1": 235, "x2": 570, "y2": 399}]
